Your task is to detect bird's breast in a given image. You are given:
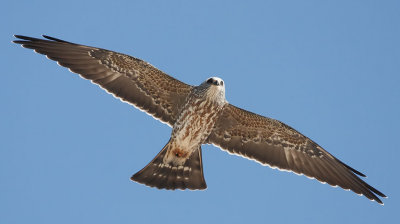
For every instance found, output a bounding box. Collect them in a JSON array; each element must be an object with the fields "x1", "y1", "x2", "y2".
[{"x1": 172, "y1": 97, "x2": 224, "y2": 151}]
